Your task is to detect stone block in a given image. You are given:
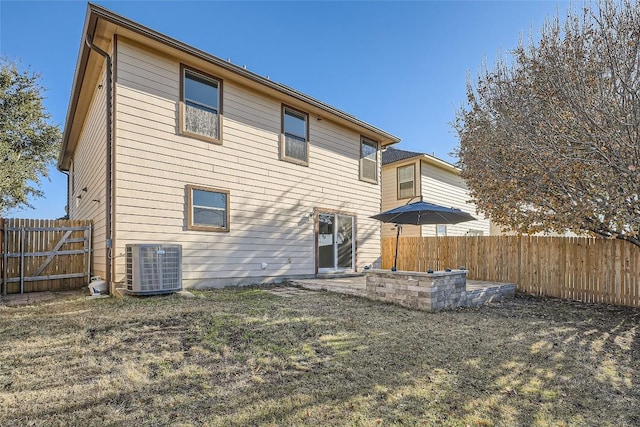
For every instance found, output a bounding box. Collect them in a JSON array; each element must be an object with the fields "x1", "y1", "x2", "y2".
[{"x1": 407, "y1": 285, "x2": 423, "y2": 294}]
